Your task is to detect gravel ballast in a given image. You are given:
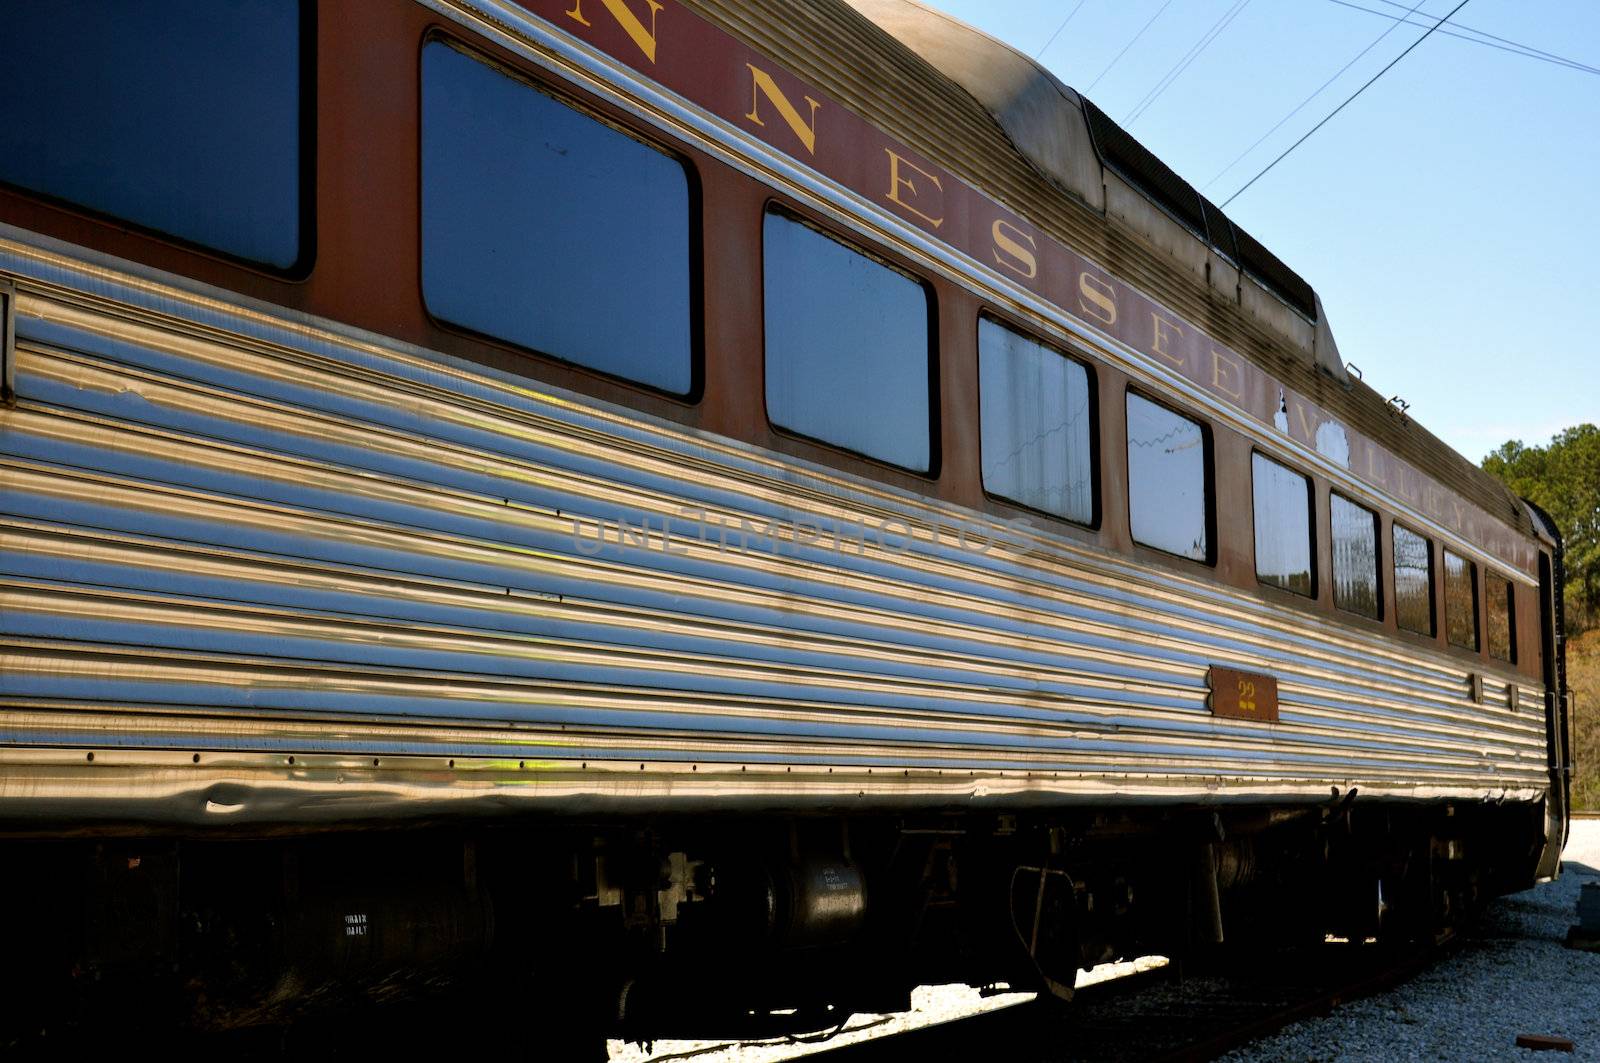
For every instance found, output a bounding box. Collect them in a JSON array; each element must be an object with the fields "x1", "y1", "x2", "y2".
[{"x1": 1219, "y1": 818, "x2": 1600, "y2": 1062}]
